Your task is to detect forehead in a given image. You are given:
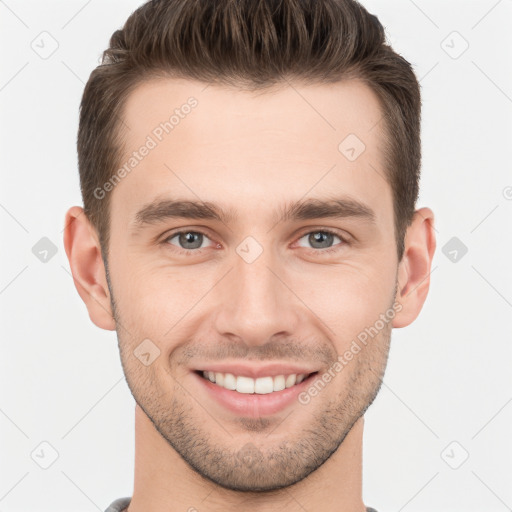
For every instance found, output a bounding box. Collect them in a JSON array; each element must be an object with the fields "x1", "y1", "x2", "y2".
[
  {"x1": 121, "y1": 77, "x2": 385, "y2": 151},
  {"x1": 112, "y1": 76, "x2": 391, "y2": 226}
]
